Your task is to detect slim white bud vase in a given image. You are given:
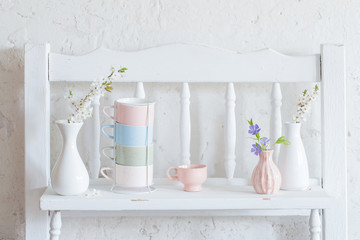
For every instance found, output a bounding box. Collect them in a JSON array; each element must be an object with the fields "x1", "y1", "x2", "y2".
[
  {"x1": 51, "y1": 120, "x2": 89, "y2": 195},
  {"x1": 278, "y1": 122, "x2": 309, "y2": 190}
]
